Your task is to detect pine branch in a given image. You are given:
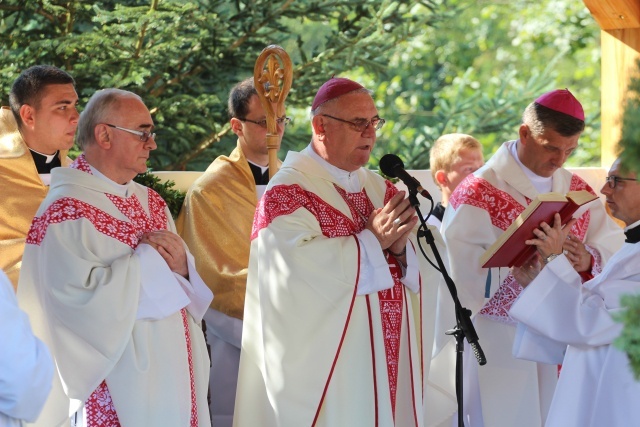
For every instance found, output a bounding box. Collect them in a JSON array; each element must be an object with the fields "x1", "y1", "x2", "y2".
[{"x1": 172, "y1": 125, "x2": 233, "y2": 171}]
